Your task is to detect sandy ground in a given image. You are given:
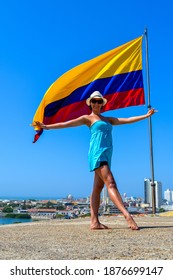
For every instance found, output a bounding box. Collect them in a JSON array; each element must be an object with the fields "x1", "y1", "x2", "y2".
[{"x1": 0, "y1": 215, "x2": 173, "y2": 260}]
